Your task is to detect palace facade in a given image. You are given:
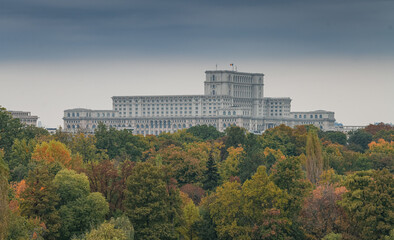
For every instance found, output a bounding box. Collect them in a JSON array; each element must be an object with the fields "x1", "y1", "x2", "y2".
[{"x1": 63, "y1": 70, "x2": 335, "y2": 135}]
